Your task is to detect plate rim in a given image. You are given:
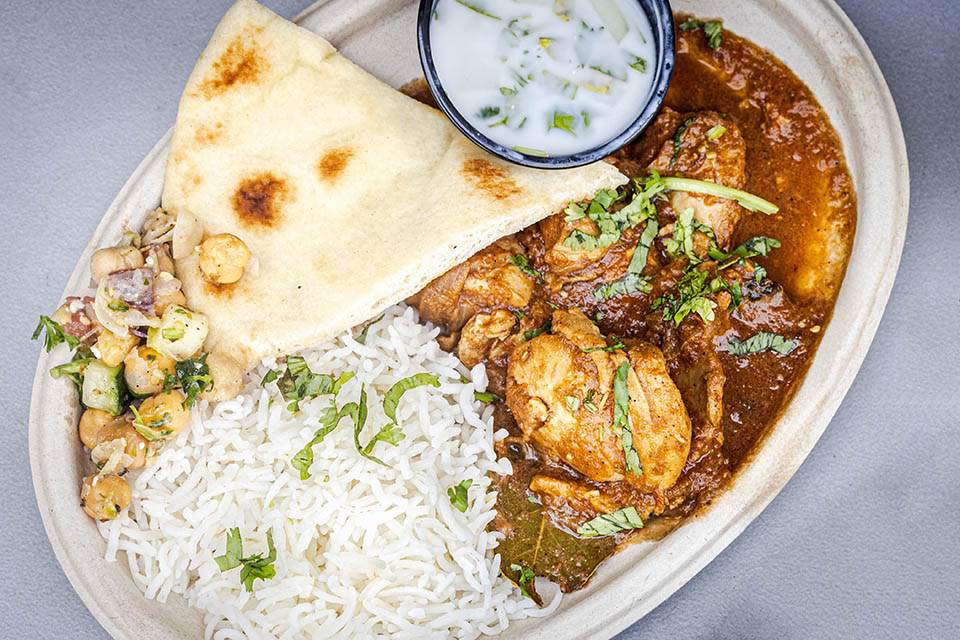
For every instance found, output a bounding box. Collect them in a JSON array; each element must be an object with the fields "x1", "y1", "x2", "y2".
[{"x1": 28, "y1": 1, "x2": 909, "y2": 639}]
